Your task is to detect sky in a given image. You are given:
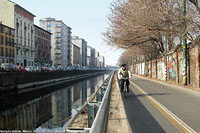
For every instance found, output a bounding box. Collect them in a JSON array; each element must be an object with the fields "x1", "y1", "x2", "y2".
[{"x1": 11, "y1": 0, "x2": 123, "y2": 66}]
